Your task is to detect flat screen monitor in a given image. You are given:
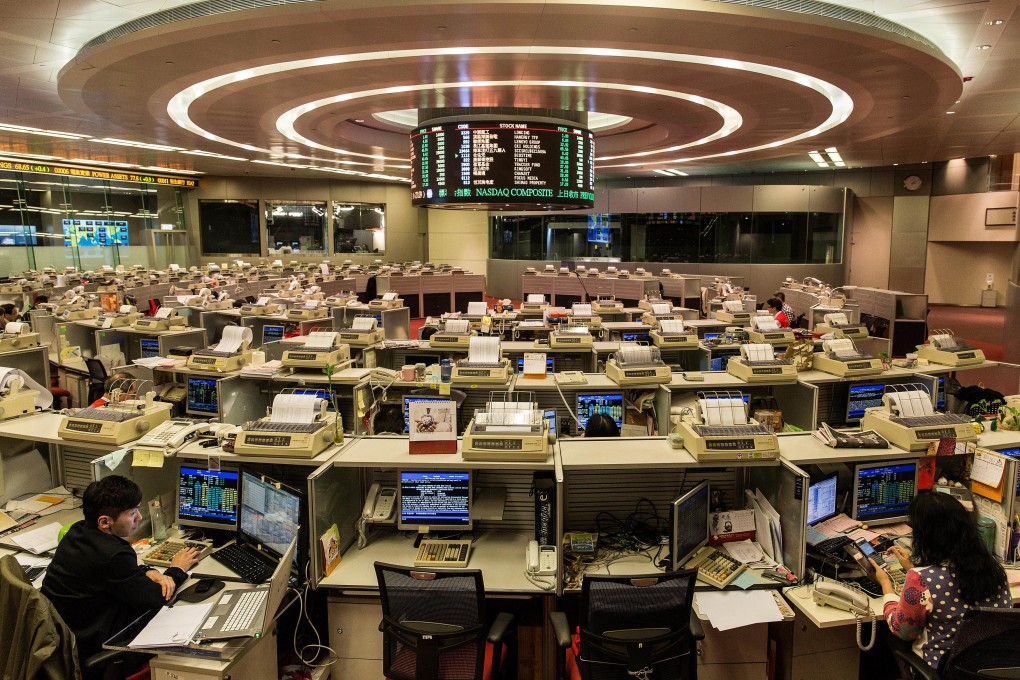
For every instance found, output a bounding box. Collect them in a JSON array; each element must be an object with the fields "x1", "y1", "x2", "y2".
[
  {"x1": 703, "y1": 333, "x2": 720, "y2": 341},
  {"x1": 139, "y1": 338, "x2": 160, "y2": 359},
  {"x1": 671, "y1": 481, "x2": 710, "y2": 570},
  {"x1": 397, "y1": 470, "x2": 472, "y2": 533},
  {"x1": 621, "y1": 332, "x2": 651, "y2": 343},
  {"x1": 177, "y1": 466, "x2": 239, "y2": 531},
  {"x1": 186, "y1": 376, "x2": 219, "y2": 416},
  {"x1": 709, "y1": 352, "x2": 738, "y2": 372},
  {"x1": 402, "y1": 396, "x2": 449, "y2": 433},
  {"x1": 262, "y1": 324, "x2": 285, "y2": 345},
  {"x1": 516, "y1": 357, "x2": 554, "y2": 375},
  {"x1": 846, "y1": 382, "x2": 885, "y2": 423},
  {"x1": 239, "y1": 471, "x2": 301, "y2": 561},
  {"x1": 403, "y1": 354, "x2": 440, "y2": 367},
  {"x1": 852, "y1": 460, "x2": 918, "y2": 525},
  {"x1": 806, "y1": 473, "x2": 839, "y2": 525},
  {"x1": 576, "y1": 393, "x2": 624, "y2": 429},
  {"x1": 936, "y1": 377, "x2": 946, "y2": 410},
  {"x1": 544, "y1": 409, "x2": 557, "y2": 436},
  {"x1": 997, "y1": 448, "x2": 1020, "y2": 493}
]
